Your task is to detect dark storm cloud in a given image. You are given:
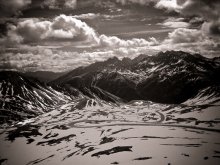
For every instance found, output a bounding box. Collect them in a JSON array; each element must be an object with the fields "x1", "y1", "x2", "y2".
[
  {"x1": 179, "y1": 0, "x2": 220, "y2": 20},
  {"x1": 114, "y1": 0, "x2": 220, "y2": 37},
  {"x1": 209, "y1": 21, "x2": 220, "y2": 36},
  {"x1": 202, "y1": 20, "x2": 220, "y2": 37},
  {"x1": 0, "y1": 0, "x2": 31, "y2": 17},
  {"x1": 171, "y1": 0, "x2": 220, "y2": 37}
]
